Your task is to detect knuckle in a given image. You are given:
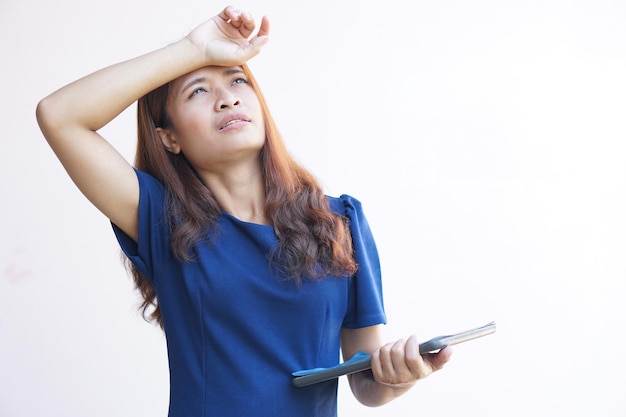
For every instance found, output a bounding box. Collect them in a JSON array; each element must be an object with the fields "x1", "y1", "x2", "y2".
[{"x1": 390, "y1": 341, "x2": 405, "y2": 355}]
